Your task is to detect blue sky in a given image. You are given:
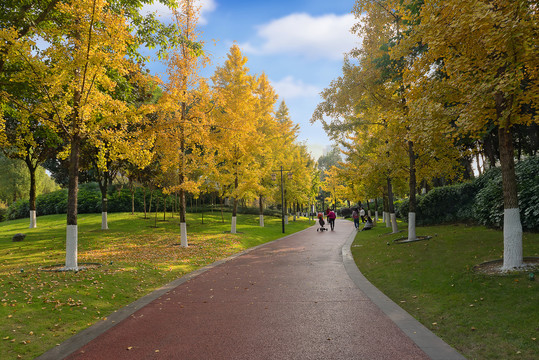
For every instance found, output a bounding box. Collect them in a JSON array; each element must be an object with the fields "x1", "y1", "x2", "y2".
[{"x1": 143, "y1": 0, "x2": 360, "y2": 160}]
